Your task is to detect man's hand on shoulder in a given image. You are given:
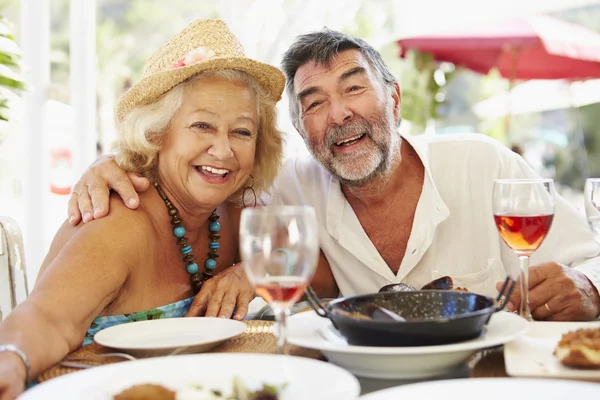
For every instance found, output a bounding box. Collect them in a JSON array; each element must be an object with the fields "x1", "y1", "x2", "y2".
[{"x1": 67, "y1": 155, "x2": 150, "y2": 225}]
